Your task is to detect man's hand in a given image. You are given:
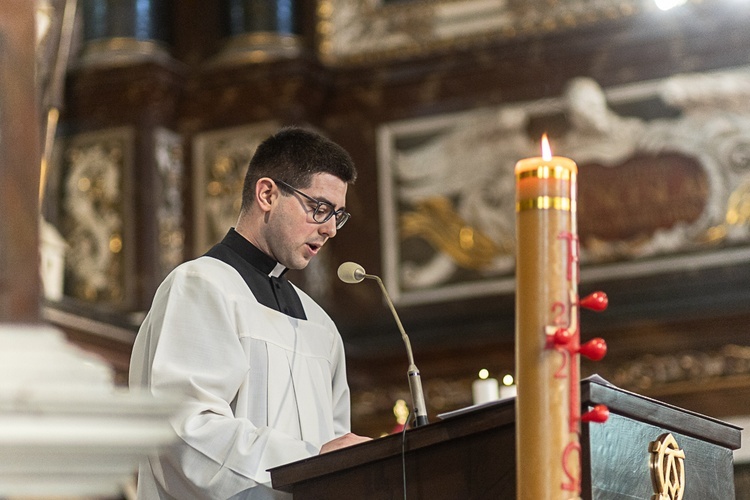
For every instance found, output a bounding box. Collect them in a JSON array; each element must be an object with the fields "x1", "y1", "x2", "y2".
[{"x1": 319, "y1": 433, "x2": 372, "y2": 454}]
